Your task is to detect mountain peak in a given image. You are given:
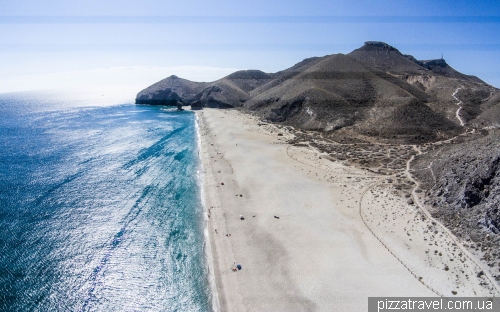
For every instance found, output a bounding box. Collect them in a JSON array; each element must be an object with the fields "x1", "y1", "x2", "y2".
[
  {"x1": 363, "y1": 41, "x2": 401, "y2": 53},
  {"x1": 225, "y1": 70, "x2": 272, "y2": 80},
  {"x1": 419, "y1": 58, "x2": 448, "y2": 69}
]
